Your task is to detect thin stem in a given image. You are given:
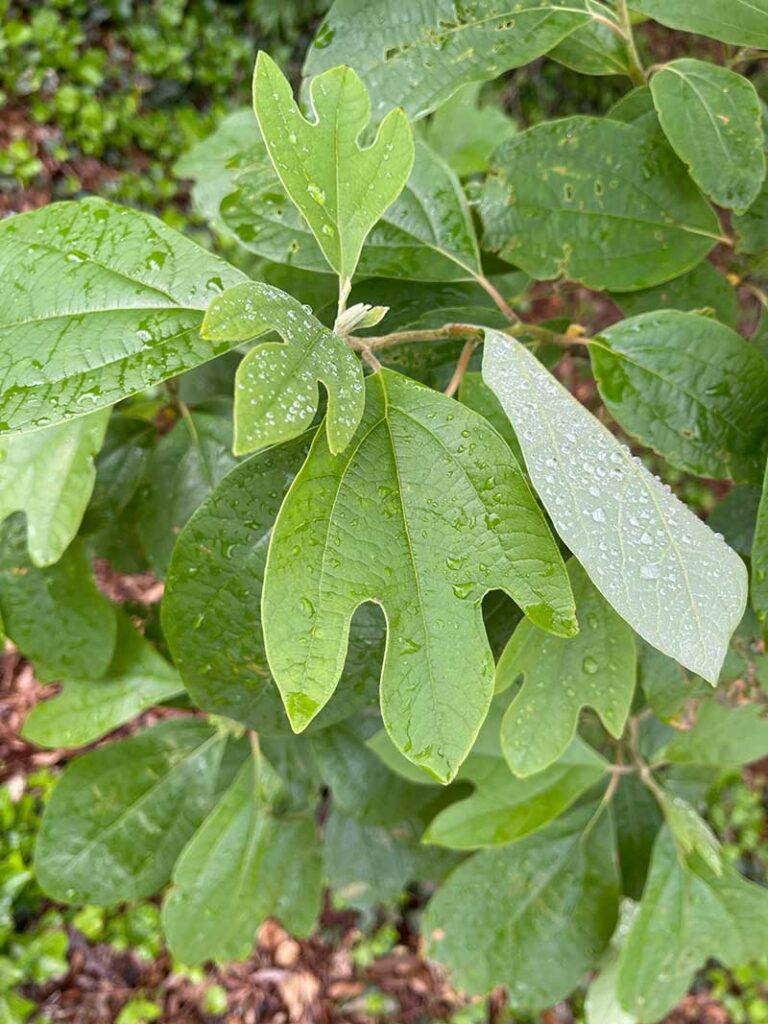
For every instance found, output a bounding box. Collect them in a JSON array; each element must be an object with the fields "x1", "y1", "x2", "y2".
[
  {"x1": 360, "y1": 347, "x2": 382, "y2": 372},
  {"x1": 444, "y1": 340, "x2": 477, "y2": 397},
  {"x1": 616, "y1": 0, "x2": 646, "y2": 87},
  {"x1": 475, "y1": 274, "x2": 519, "y2": 323},
  {"x1": 337, "y1": 275, "x2": 351, "y2": 321},
  {"x1": 349, "y1": 323, "x2": 482, "y2": 352}
]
